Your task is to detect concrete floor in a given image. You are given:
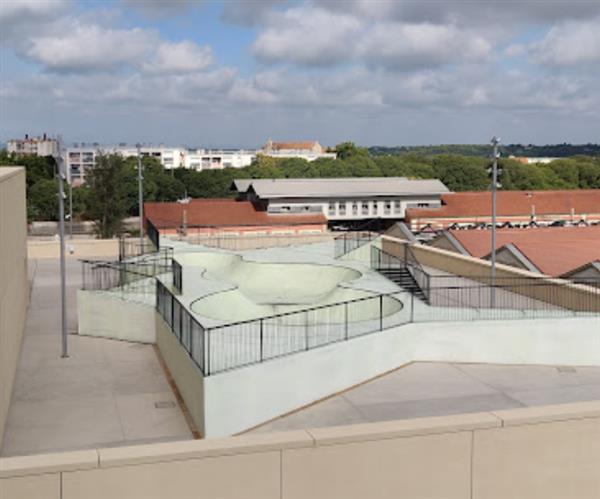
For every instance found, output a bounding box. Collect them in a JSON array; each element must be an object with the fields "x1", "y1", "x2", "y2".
[
  {"x1": 1, "y1": 257, "x2": 192, "y2": 457},
  {"x1": 250, "y1": 361, "x2": 600, "y2": 433}
]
